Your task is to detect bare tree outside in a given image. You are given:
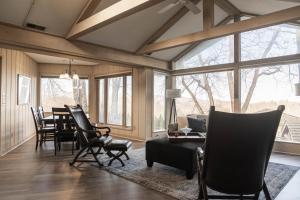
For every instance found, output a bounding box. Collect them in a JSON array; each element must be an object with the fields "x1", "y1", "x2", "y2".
[
  {"x1": 41, "y1": 78, "x2": 89, "y2": 112},
  {"x1": 175, "y1": 23, "x2": 300, "y2": 143}
]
